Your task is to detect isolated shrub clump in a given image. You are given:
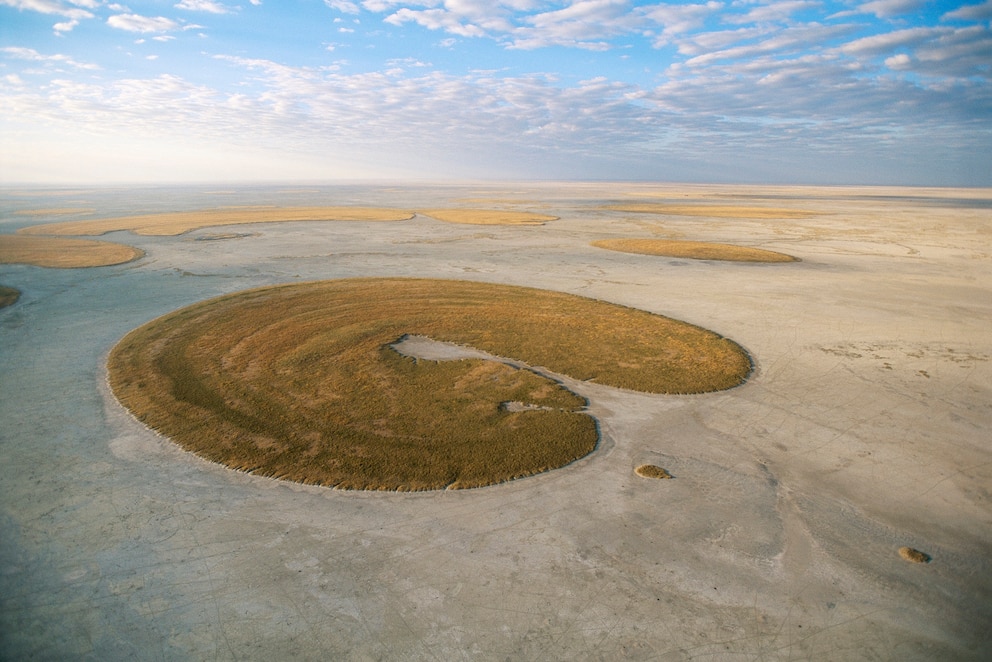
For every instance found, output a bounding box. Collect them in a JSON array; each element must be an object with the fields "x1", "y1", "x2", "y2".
[{"x1": 108, "y1": 278, "x2": 751, "y2": 490}]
